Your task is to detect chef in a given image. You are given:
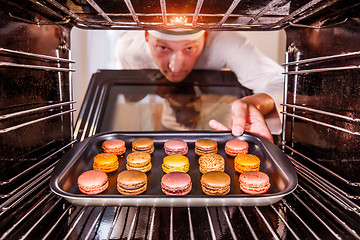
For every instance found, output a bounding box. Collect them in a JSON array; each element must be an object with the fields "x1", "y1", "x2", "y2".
[{"x1": 115, "y1": 29, "x2": 284, "y2": 142}]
